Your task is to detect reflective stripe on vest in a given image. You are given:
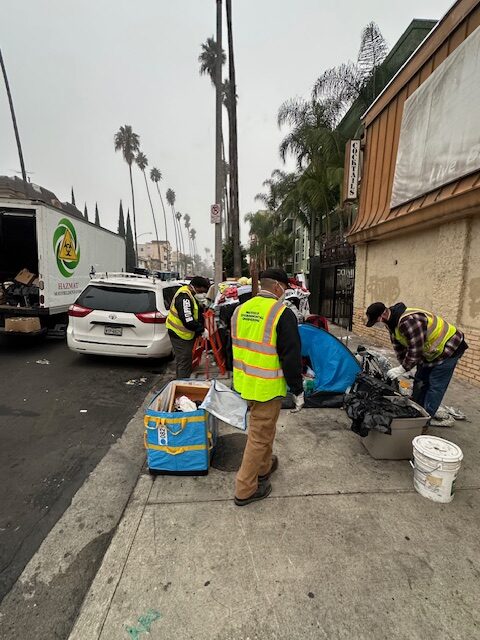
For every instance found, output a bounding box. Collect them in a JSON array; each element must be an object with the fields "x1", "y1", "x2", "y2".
[
  {"x1": 232, "y1": 295, "x2": 287, "y2": 402},
  {"x1": 166, "y1": 285, "x2": 198, "y2": 340},
  {"x1": 394, "y1": 307, "x2": 458, "y2": 362}
]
